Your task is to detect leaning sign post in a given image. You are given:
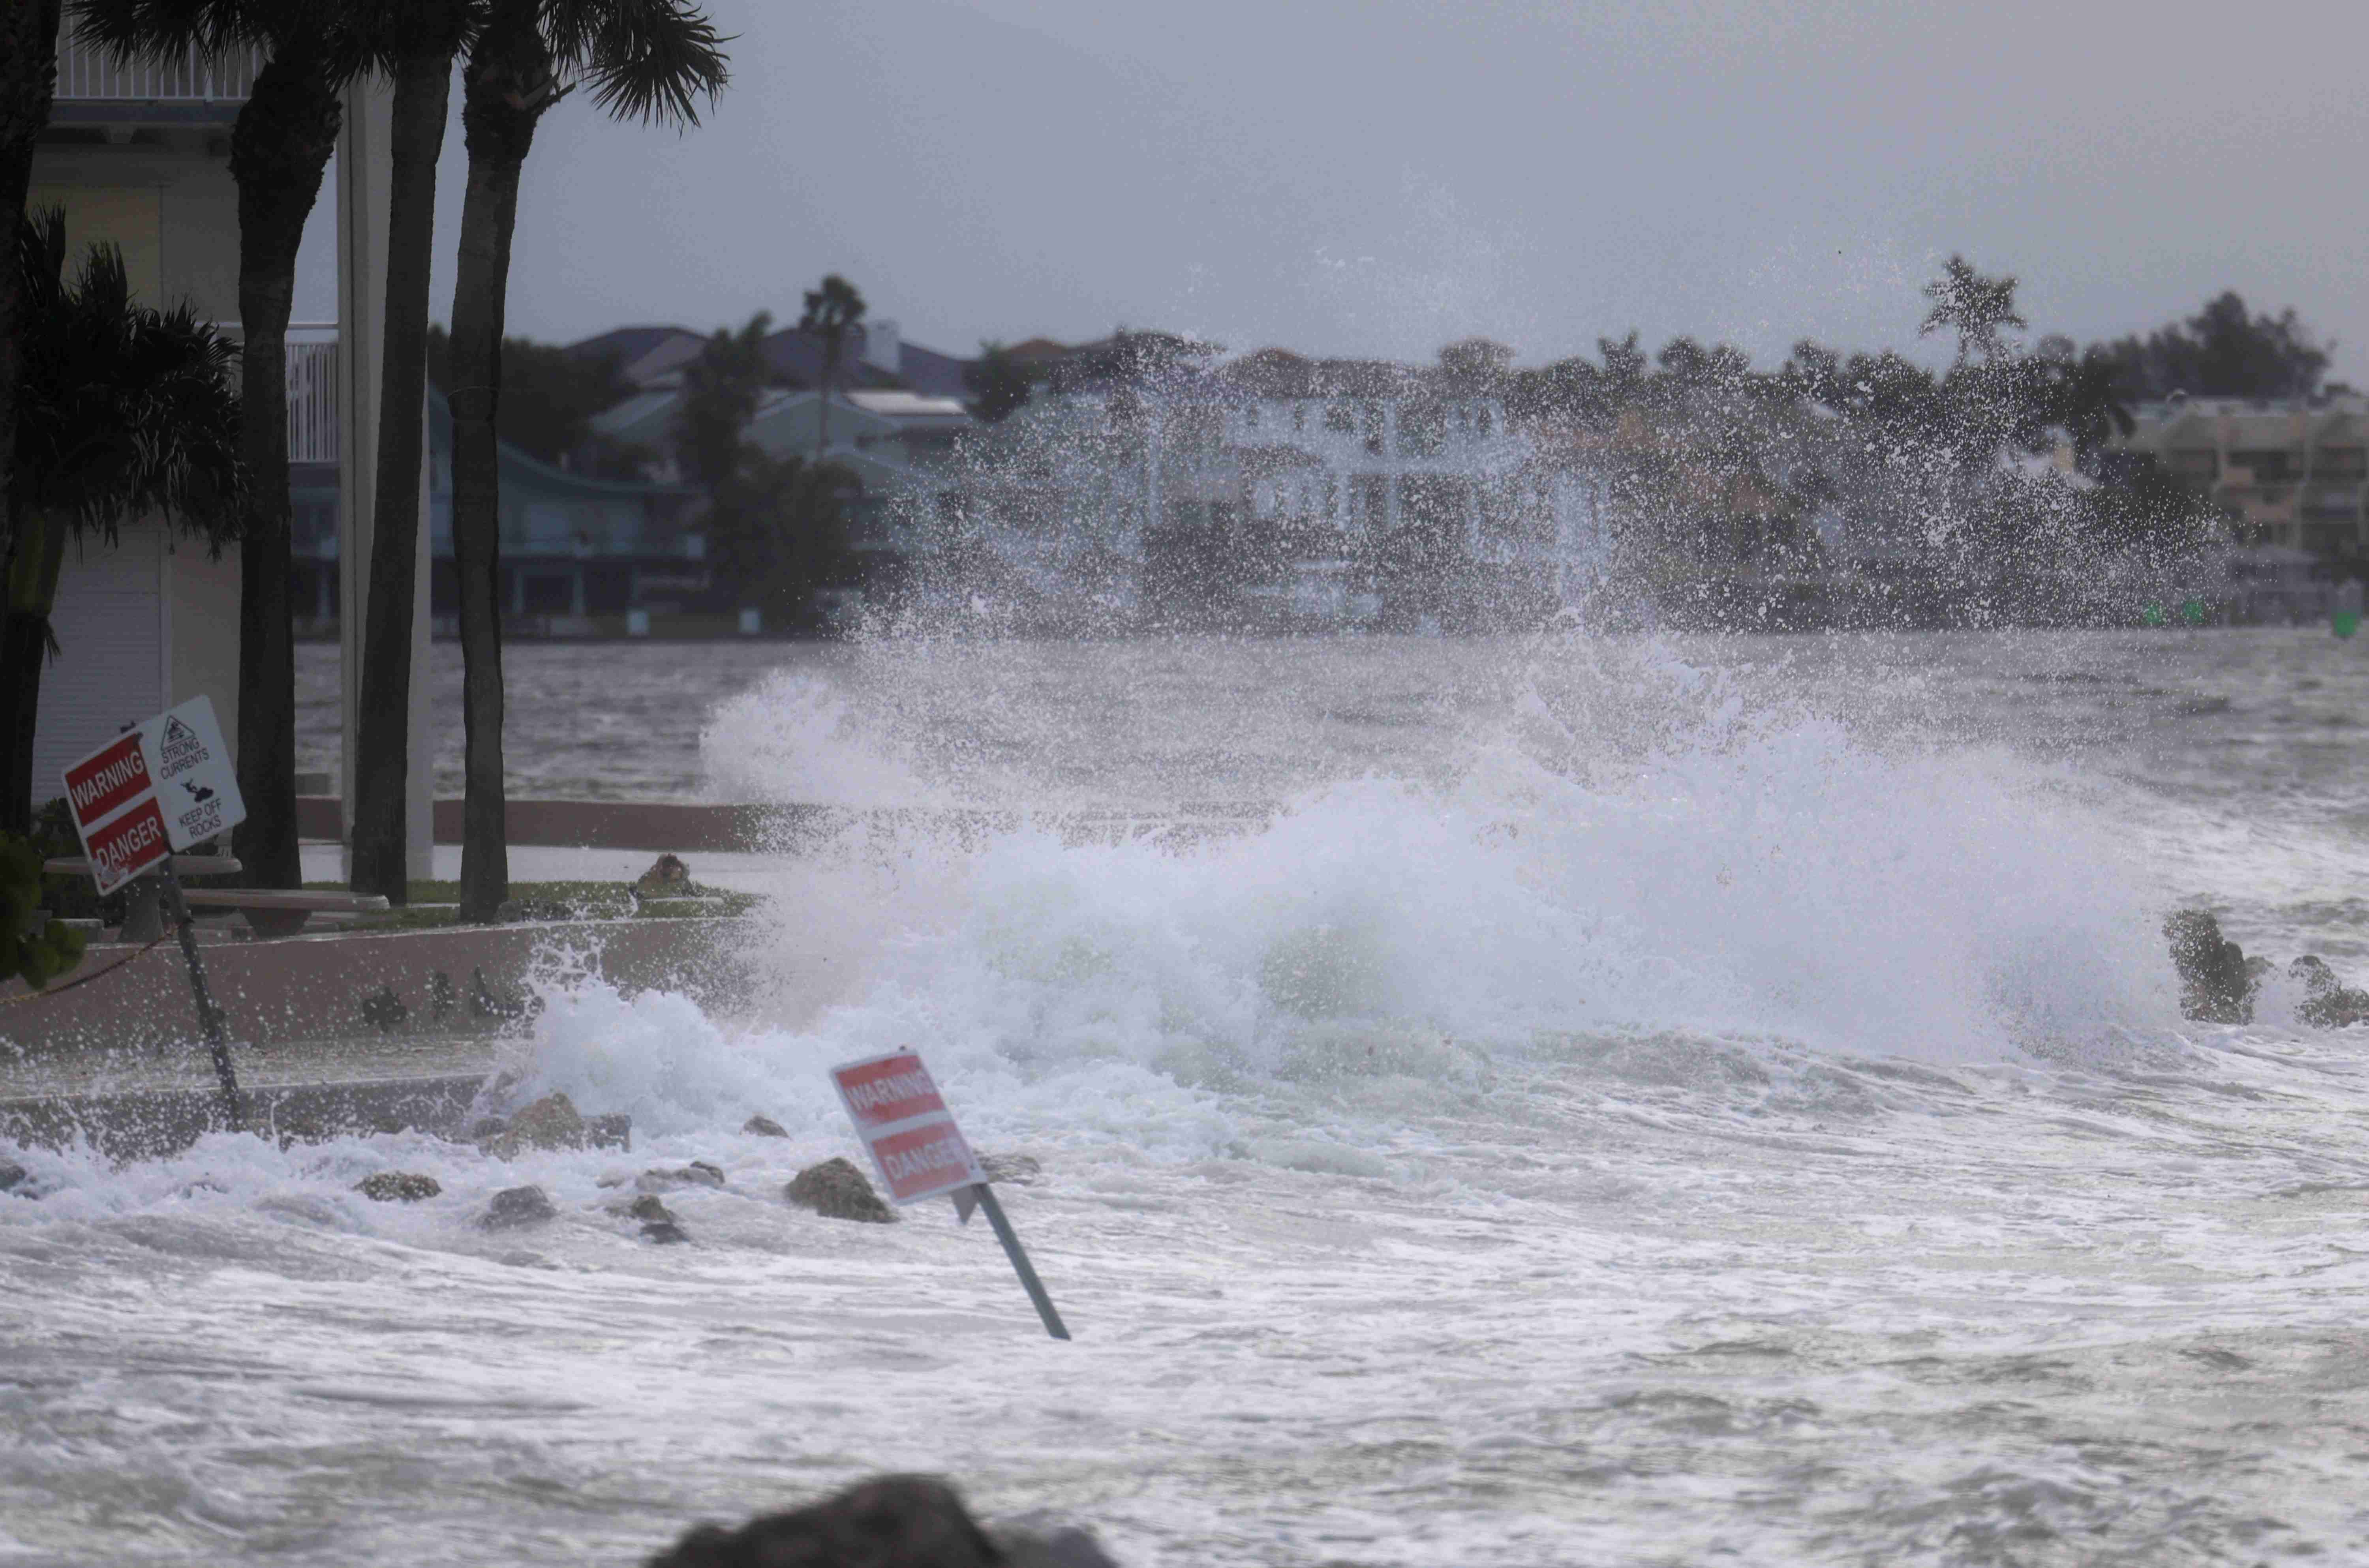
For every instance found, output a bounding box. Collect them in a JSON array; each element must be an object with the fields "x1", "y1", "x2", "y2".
[
  {"x1": 831, "y1": 1050, "x2": 1071, "y2": 1341},
  {"x1": 60, "y1": 696, "x2": 246, "y2": 1120}
]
